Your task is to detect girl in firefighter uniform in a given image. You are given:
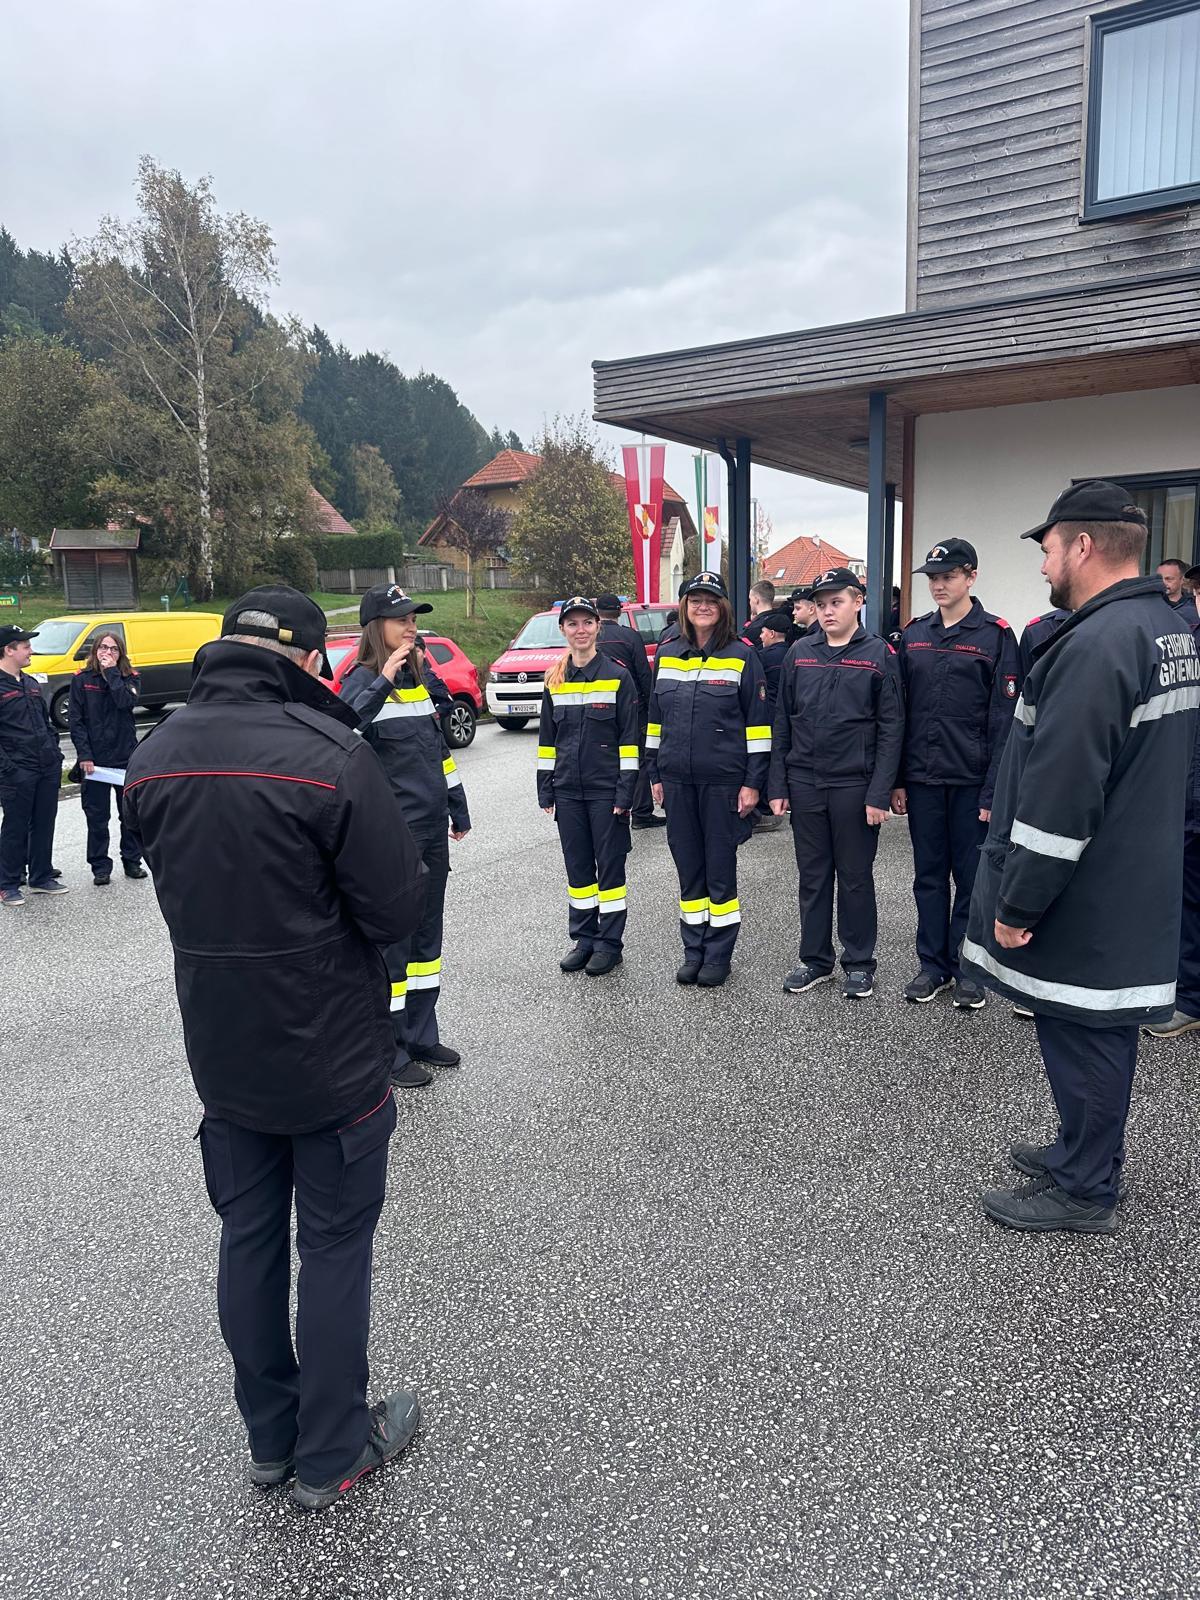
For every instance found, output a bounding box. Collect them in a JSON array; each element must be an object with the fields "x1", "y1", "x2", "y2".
[
  {"x1": 537, "y1": 596, "x2": 640, "y2": 976},
  {"x1": 646, "y1": 570, "x2": 770, "y2": 987},
  {"x1": 342, "y1": 584, "x2": 471, "y2": 1088}
]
